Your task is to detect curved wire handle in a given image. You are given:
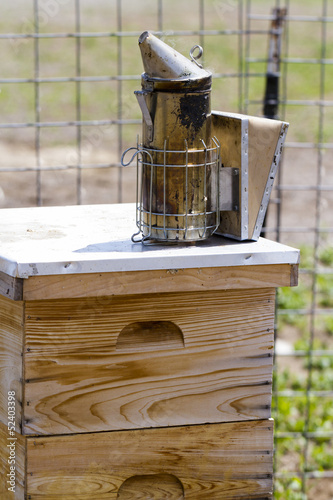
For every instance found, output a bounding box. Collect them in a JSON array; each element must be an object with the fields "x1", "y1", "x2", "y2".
[
  {"x1": 121, "y1": 146, "x2": 155, "y2": 243},
  {"x1": 121, "y1": 147, "x2": 141, "y2": 167},
  {"x1": 190, "y1": 44, "x2": 203, "y2": 68}
]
